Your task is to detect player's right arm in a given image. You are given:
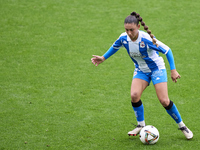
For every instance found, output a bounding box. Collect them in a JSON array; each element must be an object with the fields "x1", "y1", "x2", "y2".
[
  {"x1": 91, "y1": 55, "x2": 105, "y2": 66},
  {"x1": 91, "y1": 34, "x2": 123, "y2": 66}
]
